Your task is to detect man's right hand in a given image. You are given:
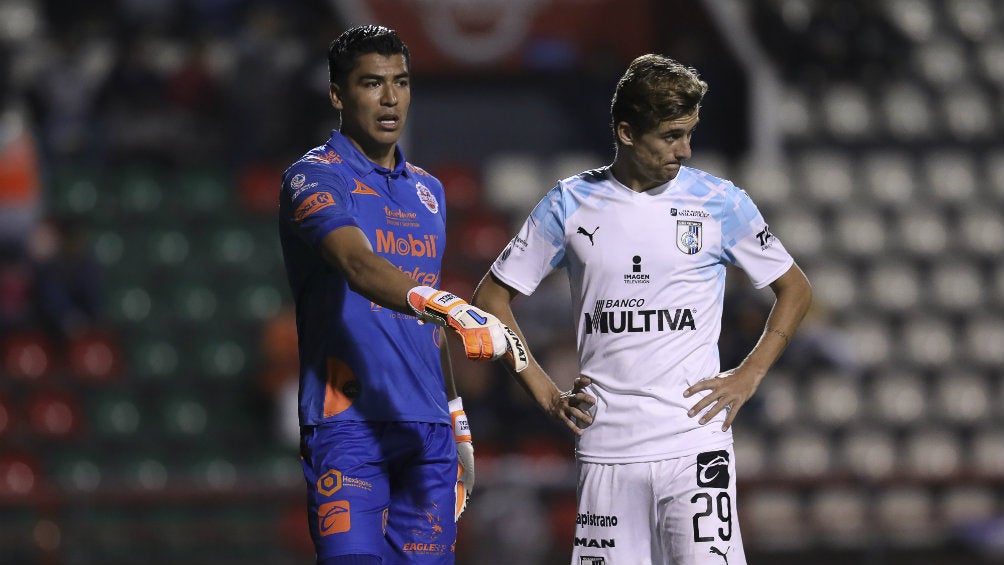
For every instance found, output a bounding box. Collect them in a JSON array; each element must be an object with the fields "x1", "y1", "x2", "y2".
[{"x1": 407, "y1": 286, "x2": 529, "y2": 372}]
